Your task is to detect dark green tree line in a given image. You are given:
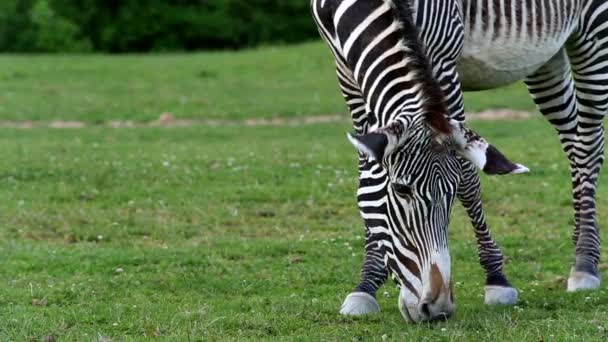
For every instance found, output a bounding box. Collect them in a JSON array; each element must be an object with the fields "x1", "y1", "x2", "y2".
[{"x1": 0, "y1": 0, "x2": 318, "y2": 52}]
